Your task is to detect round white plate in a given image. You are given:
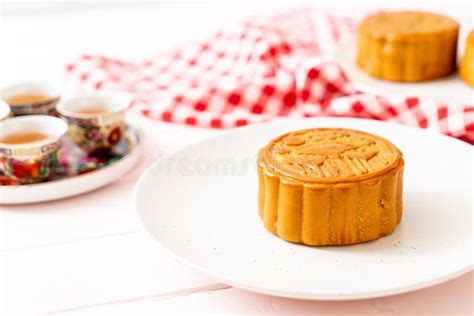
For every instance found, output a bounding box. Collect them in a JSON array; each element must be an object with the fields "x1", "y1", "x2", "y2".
[
  {"x1": 135, "y1": 118, "x2": 472, "y2": 300},
  {"x1": 1, "y1": 129, "x2": 142, "y2": 204},
  {"x1": 333, "y1": 40, "x2": 474, "y2": 105}
]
